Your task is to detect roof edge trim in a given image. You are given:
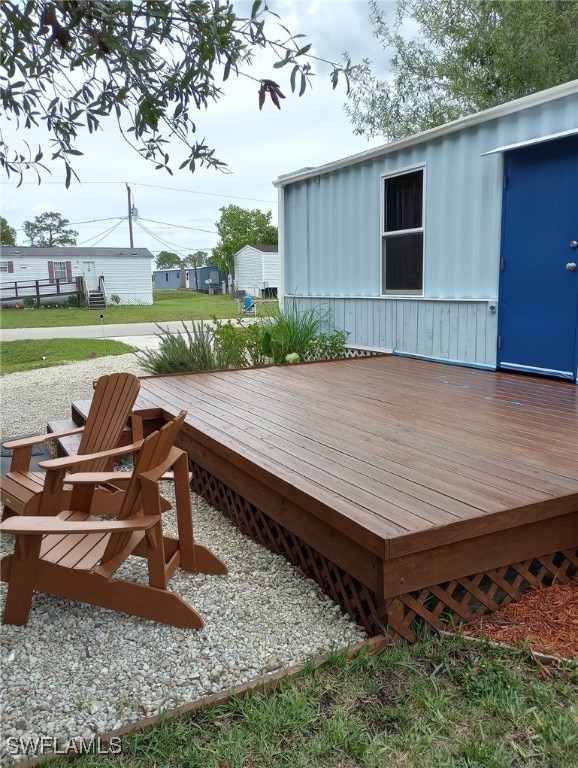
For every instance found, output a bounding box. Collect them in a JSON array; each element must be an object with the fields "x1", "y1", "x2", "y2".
[{"x1": 482, "y1": 127, "x2": 578, "y2": 155}]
